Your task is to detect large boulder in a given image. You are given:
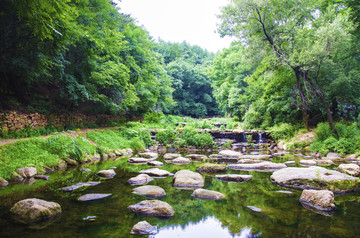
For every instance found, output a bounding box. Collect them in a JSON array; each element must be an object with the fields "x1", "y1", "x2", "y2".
[
  {"x1": 77, "y1": 193, "x2": 112, "y2": 202},
  {"x1": 270, "y1": 166, "x2": 359, "y2": 193},
  {"x1": 173, "y1": 170, "x2": 204, "y2": 188},
  {"x1": 197, "y1": 164, "x2": 227, "y2": 173},
  {"x1": 17, "y1": 167, "x2": 37, "y2": 178},
  {"x1": 128, "y1": 200, "x2": 174, "y2": 218},
  {"x1": 215, "y1": 174, "x2": 253, "y2": 182},
  {"x1": 132, "y1": 185, "x2": 166, "y2": 198},
  {"x1": 59, "y1": 182, "x2": 101, "y2": 192},
  {"x1": 228, "y1": 162, "x2": 287, "y2": 170},
  {"x1": 299, "y1": 190, "x2": 336, "y2": 212},
  {"x1": 128, "y1": 174, "x2": 154, "y2": 185},
  {"x1": 139, "y1": 168, "x2": 172, "y2": 177},
  {"x1": 337, "y1": 164, "x2": 360, "y2": 176},
  {"x1": 10, "y1": 198, "x2": 61, "y2": 224},
  {"x1": 163, "y1": 153, "x2": 181, "y2": 160},
  {"x1": 130, "y1": 221, "x2": 157, "y2": 235},
  {"x1": 97, "y1": 169, "x2": 116, "y2": 178},
  {"x1": 191, "y1": 188, "x2": 225, "y2": 200}
]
